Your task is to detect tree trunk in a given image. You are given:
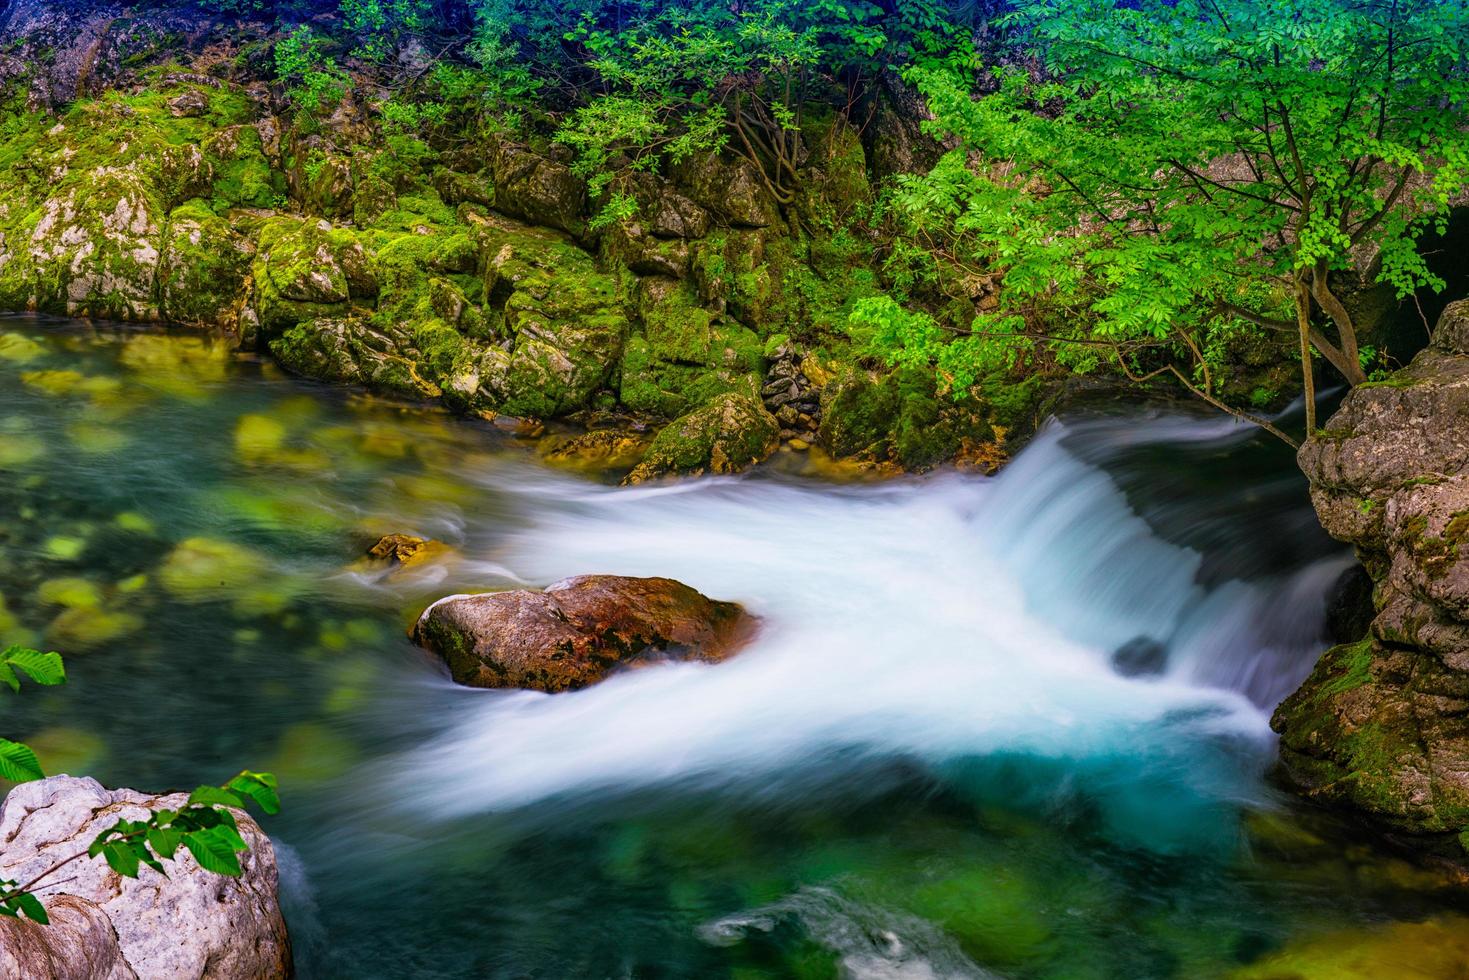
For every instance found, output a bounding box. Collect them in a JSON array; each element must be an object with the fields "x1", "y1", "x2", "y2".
[{"x1": 1295, "y1": 283, "x2": 1318, "y2": 436}]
